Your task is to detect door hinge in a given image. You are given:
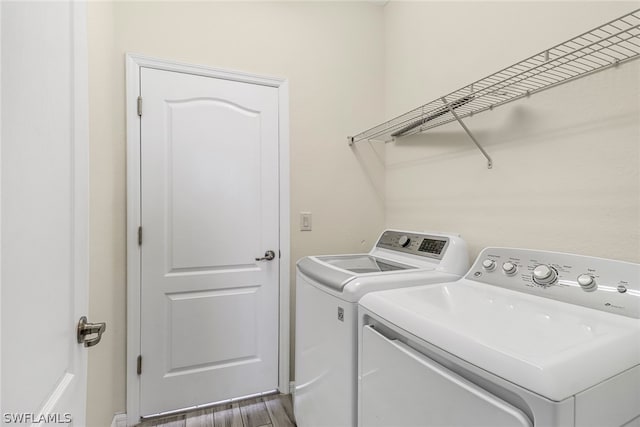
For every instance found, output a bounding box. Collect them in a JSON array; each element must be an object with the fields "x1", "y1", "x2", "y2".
[
  {"x1": 137, "y1": 355, "x2": 142, "y2": 375},
  {"x1": 138, "y1": 226, "x2": 142, "y2": 245},
  {"x1": 137, "y1": 96, "x2": 142, "y2": 117}
]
